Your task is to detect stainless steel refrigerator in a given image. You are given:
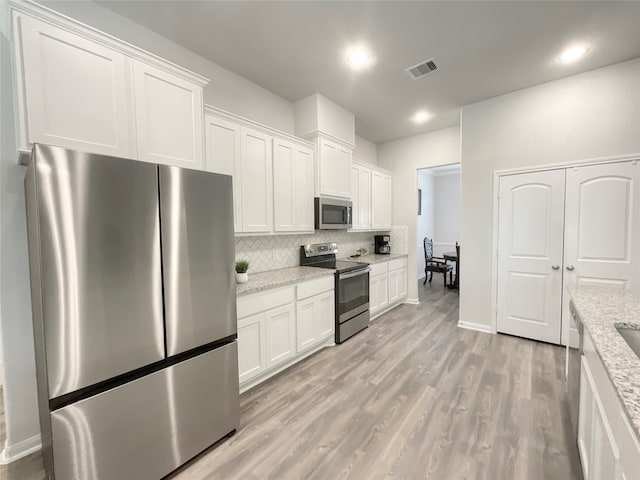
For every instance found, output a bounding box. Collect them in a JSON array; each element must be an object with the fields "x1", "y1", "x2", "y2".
[{"x1": 25, "y1": 144, "x2": 240, "y2": 480}]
